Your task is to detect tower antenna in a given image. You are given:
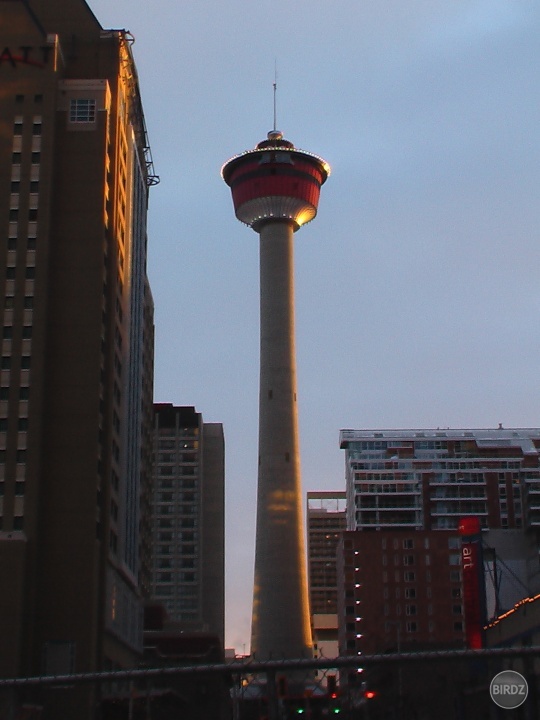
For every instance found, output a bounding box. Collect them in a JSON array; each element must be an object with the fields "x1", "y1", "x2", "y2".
[{"x1": 273, "y1": 61, "x2": 277, "y2": 132}]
